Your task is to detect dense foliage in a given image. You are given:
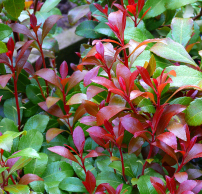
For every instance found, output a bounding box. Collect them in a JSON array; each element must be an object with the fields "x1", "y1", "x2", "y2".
[{"x1": 1, "y1": 0, "x2": 202, "y2": 193}]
